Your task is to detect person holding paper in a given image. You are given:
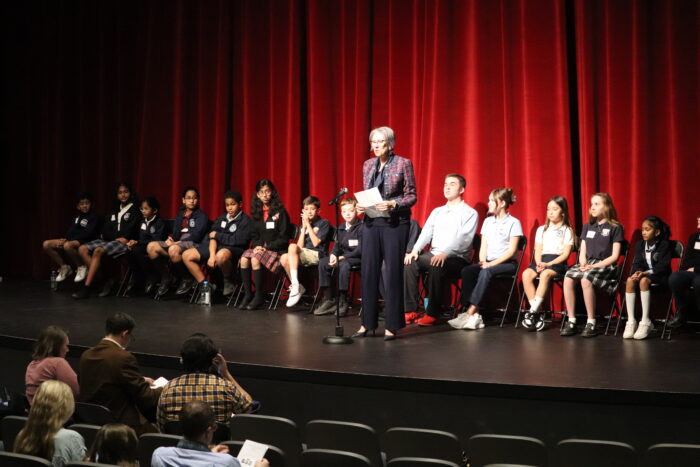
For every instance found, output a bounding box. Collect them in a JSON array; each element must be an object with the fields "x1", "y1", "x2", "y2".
[
  {"x1": 152, "y1": 401, "x2": 269, "y2": 467},
  {"x1": 354, "y1": 126, "x2": 417, "y2": 340}
]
